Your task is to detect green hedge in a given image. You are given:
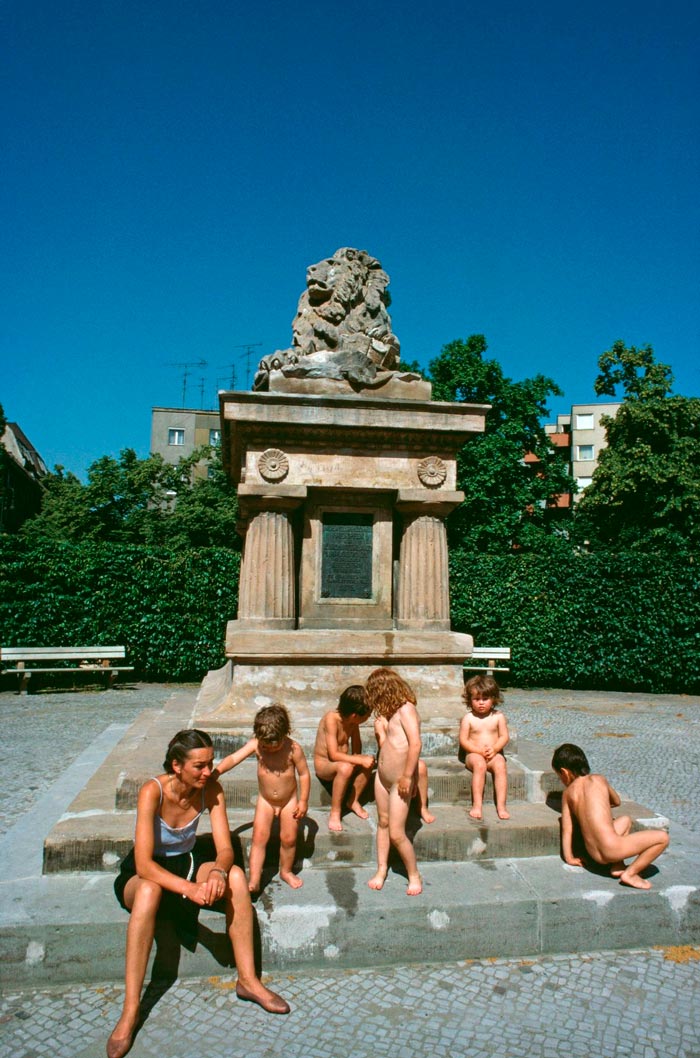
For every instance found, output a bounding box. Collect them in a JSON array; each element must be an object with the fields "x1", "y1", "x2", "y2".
[
  {"x1": 450, "y1": 549, "x2": 700, "y2": 693},
  {"x1": 0, "y1": 539, "x2": 240, "y2": 681},
  {"x1": 1, "y1": 539, "x2": 698, "y2": 692}
]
